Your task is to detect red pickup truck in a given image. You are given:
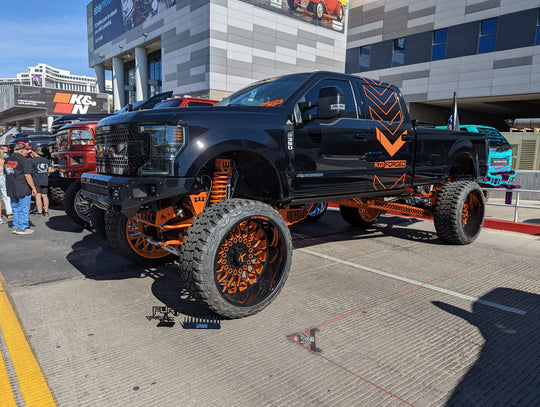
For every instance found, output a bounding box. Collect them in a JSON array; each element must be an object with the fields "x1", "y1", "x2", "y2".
[{"x1": 51, "y1": 121, "x2": 98, "y2": 226}]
